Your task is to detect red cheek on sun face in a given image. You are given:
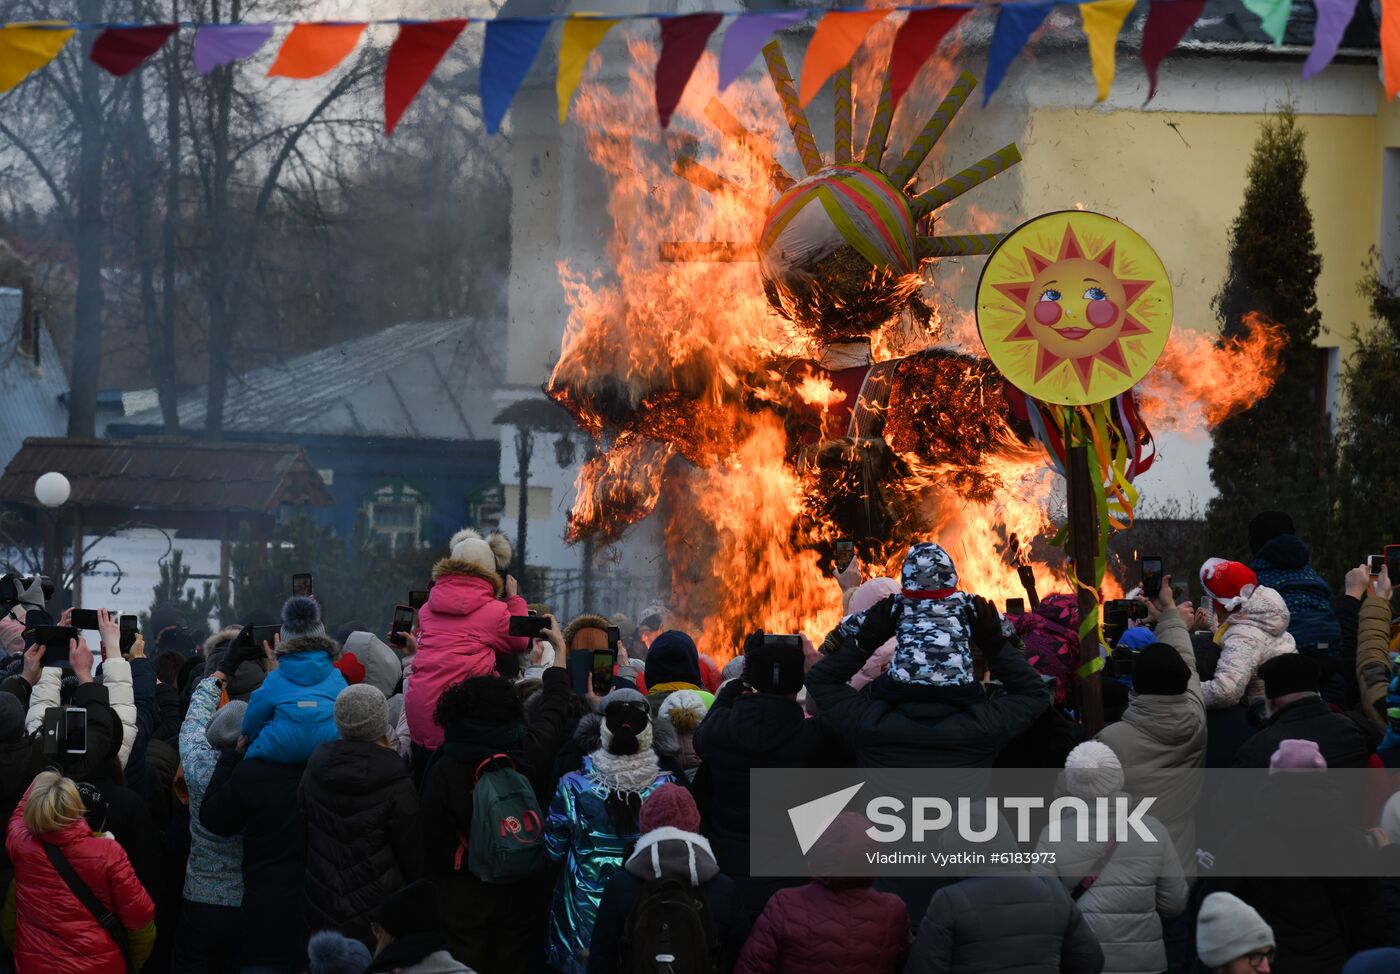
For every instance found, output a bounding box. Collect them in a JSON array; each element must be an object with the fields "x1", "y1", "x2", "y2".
[
  {"x1": 1033, "y1": 301, "x2": 1062, "y2": 325},
  {"x1": 1086, "y1": 299, "x2": 1119, "y2": 327}
]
